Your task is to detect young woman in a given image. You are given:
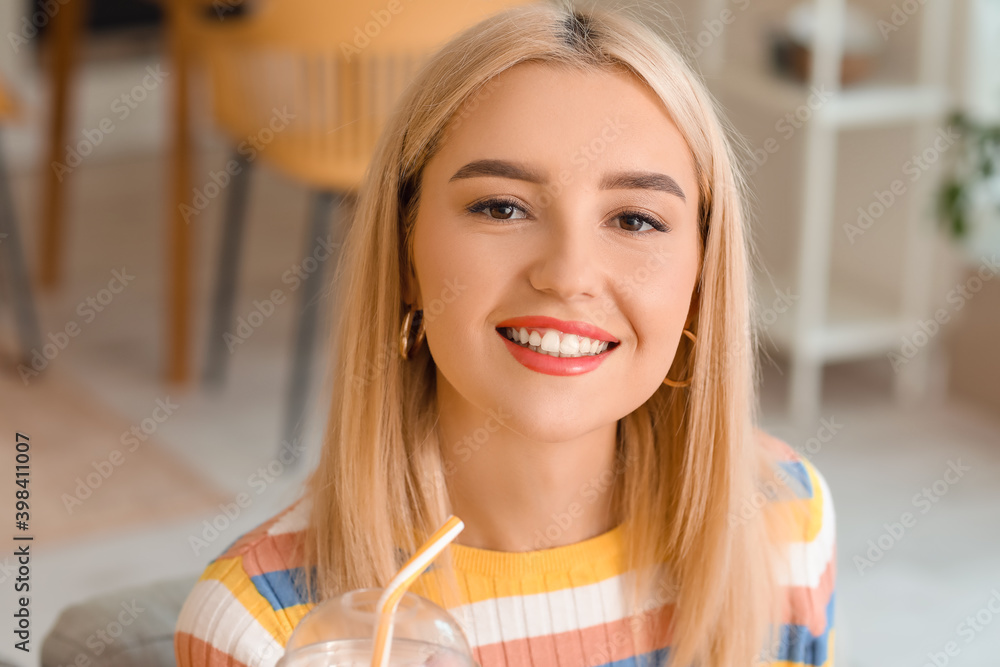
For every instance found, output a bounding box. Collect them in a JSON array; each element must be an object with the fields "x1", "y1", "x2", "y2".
[{"x1": 175, "y1": 2, "x2": 836, "y2": 666}]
